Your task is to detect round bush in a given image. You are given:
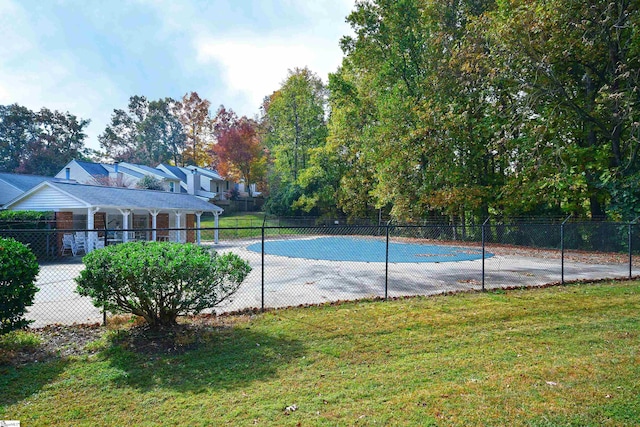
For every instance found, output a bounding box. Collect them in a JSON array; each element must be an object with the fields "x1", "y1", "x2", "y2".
[
  {"x1": 76, "y1": 241, "x2": 252, "y2": 328},
  {"x1": 0, "y1": 237, "x2": 39, "y2": 334}
]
